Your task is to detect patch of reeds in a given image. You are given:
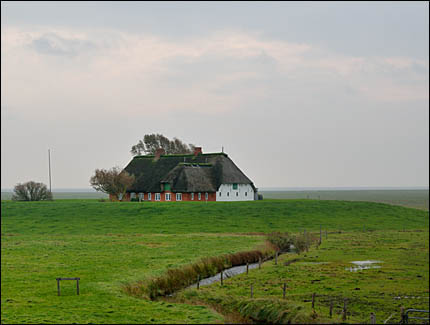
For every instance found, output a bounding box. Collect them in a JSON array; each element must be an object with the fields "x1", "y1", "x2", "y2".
[{"x1": 123, "y1": 248, "x2": 273, "y2": 300}]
